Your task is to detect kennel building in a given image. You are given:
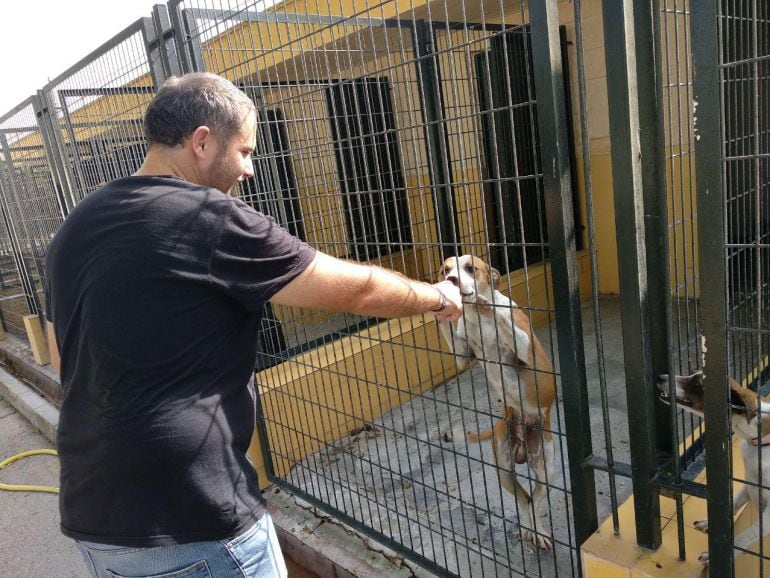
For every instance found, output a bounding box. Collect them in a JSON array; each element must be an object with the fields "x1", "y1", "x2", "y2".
[{"x1": 0, "y1": 0, "x2": 768, "y2": 576}]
